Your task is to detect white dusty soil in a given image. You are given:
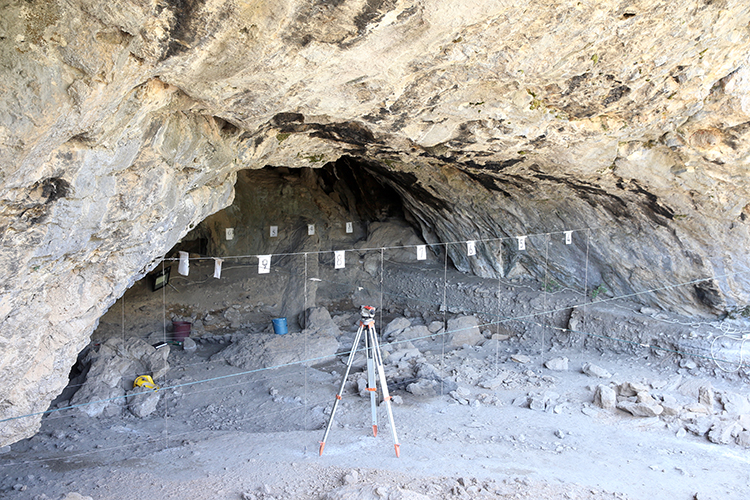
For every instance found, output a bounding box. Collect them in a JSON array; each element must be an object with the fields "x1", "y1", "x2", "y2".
[{"x1": 2, "y1": 261, "x2": 750, "y2": 500}]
